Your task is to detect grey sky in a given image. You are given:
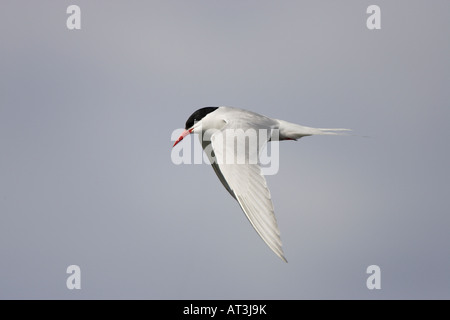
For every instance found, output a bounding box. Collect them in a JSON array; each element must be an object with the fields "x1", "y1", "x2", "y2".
[{"x1": 0, "y1": 1, "x2": 449, "y2": 299}]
